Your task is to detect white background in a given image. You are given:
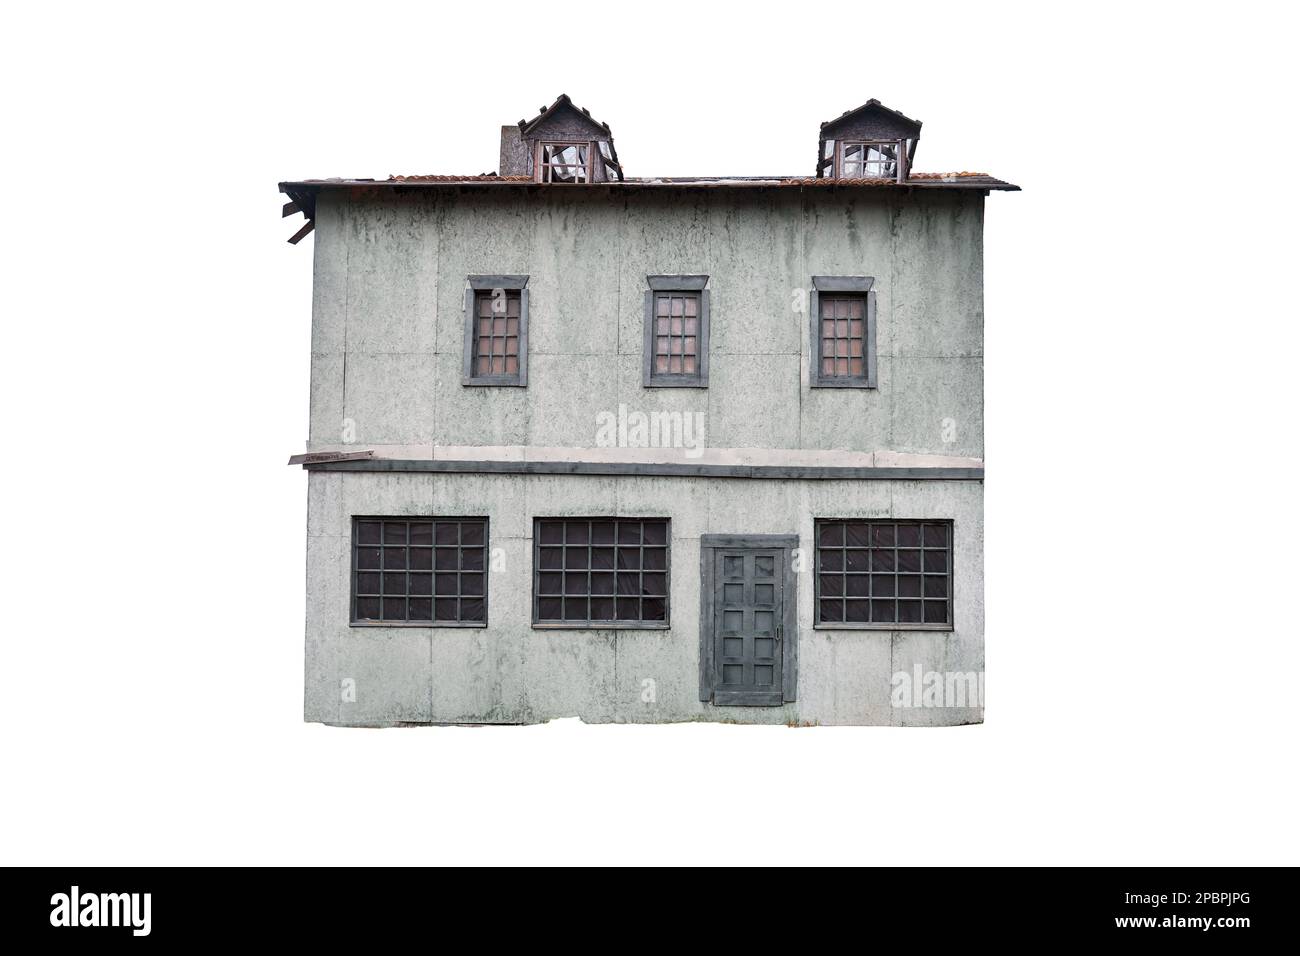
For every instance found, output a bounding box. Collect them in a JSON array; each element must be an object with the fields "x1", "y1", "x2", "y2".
[{"x1": 2, "y1": 0, "x2": 1296, "y2": 865}]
